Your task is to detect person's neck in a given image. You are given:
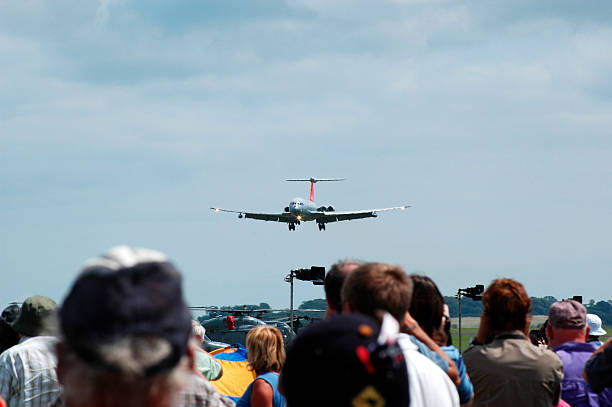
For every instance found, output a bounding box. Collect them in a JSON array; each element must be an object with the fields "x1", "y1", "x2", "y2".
[{"x1": 550, "y1": 328, "x2": 586, "y2": 347}]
